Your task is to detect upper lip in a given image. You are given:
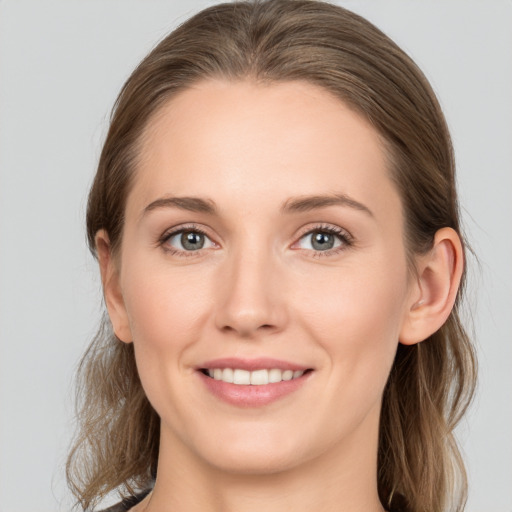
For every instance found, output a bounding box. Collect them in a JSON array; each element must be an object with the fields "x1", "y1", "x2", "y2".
[{"x1": 198, "y1": 357, "x2": 311, "y2": 372}]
